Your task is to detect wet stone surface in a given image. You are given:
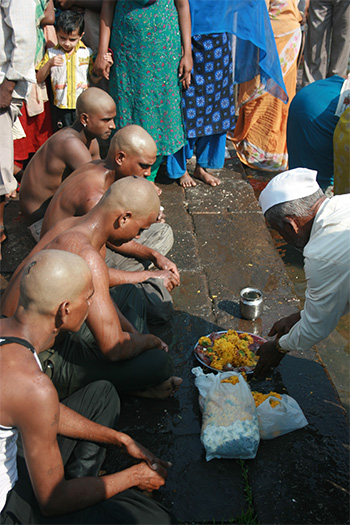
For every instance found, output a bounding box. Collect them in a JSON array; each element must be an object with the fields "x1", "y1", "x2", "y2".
[{"x1": 1, "y1": 153, "x2": 349, "y2": 524}]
